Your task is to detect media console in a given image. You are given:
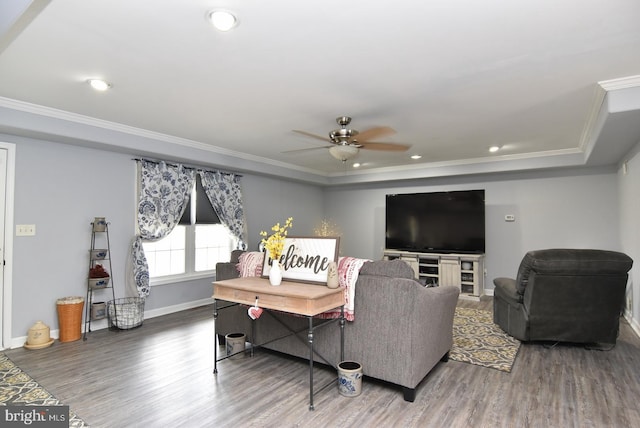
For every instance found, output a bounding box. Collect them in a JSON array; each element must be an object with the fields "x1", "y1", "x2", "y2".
[{"x1": 383, "y1": 250, "x2": 485, "y2": 301}]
